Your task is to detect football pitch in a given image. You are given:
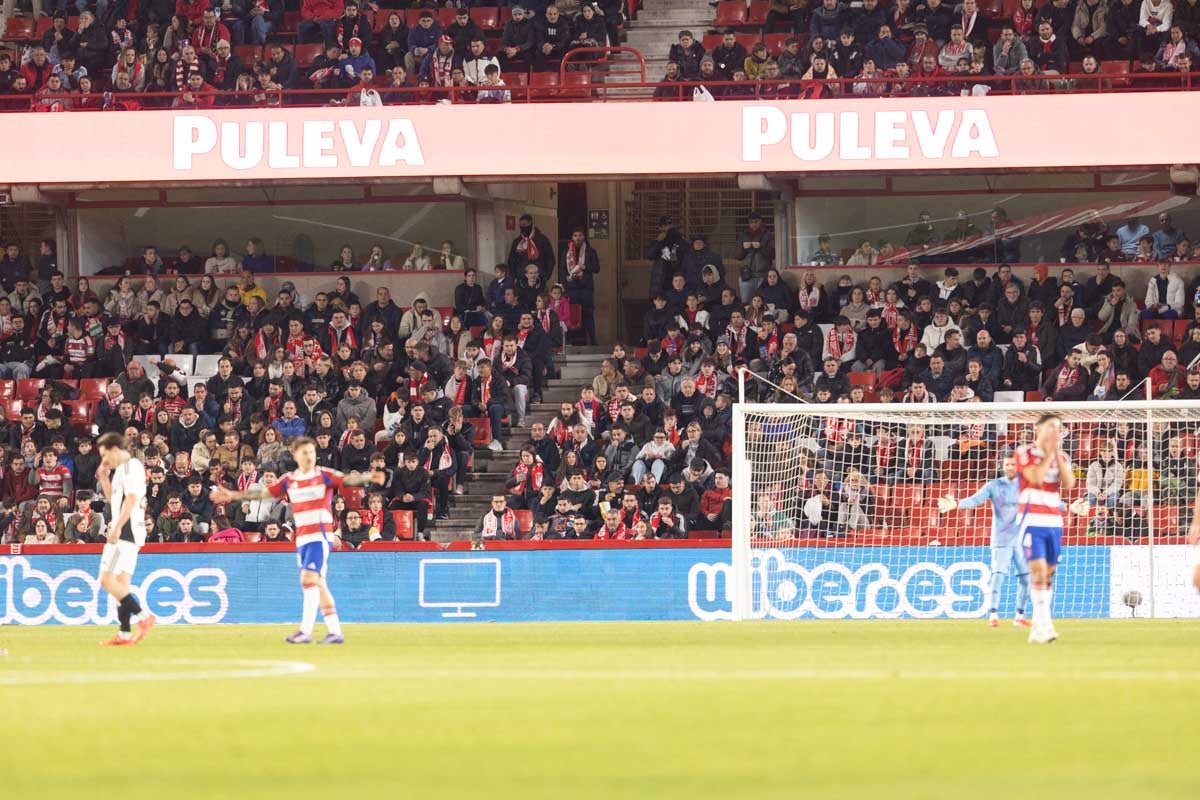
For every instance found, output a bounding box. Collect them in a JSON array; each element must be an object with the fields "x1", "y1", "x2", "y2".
[{"x1": 1, "y1": 620, "x2": 1197, "y2": 800}]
